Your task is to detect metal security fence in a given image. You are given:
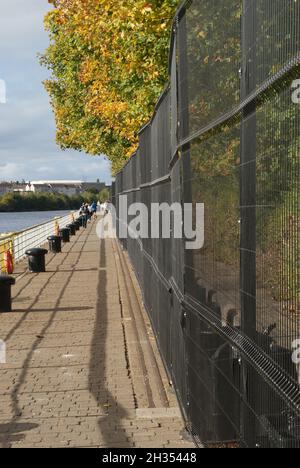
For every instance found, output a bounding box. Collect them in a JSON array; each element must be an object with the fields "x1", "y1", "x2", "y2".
[{"x1": 115, "y1": 0, "x2": 300, "y2": 448}]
